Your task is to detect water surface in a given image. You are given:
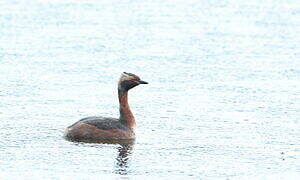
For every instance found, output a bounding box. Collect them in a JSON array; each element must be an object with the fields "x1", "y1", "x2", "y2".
[{"x1": 0, "y1": 0, "x2": 300, "y2": 179}]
